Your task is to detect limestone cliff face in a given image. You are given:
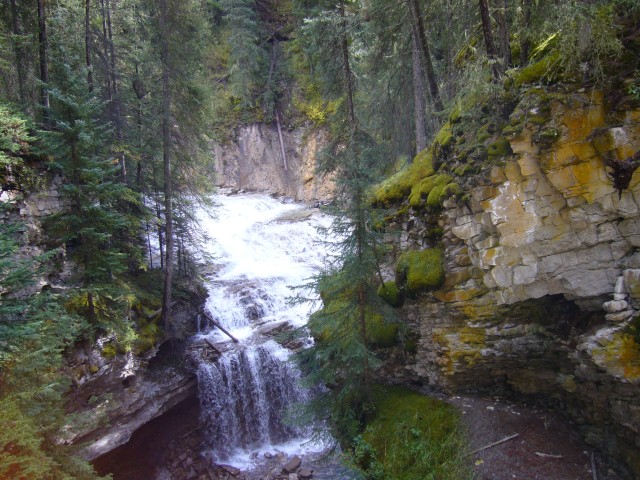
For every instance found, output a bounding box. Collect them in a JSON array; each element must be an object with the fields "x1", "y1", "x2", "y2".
[
  {"x1": 386, "y1": 89, "x2": 640, "y2": 476},
  {"x1": 212, "y1": 123, "x2": 334, "y2": 202}
]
